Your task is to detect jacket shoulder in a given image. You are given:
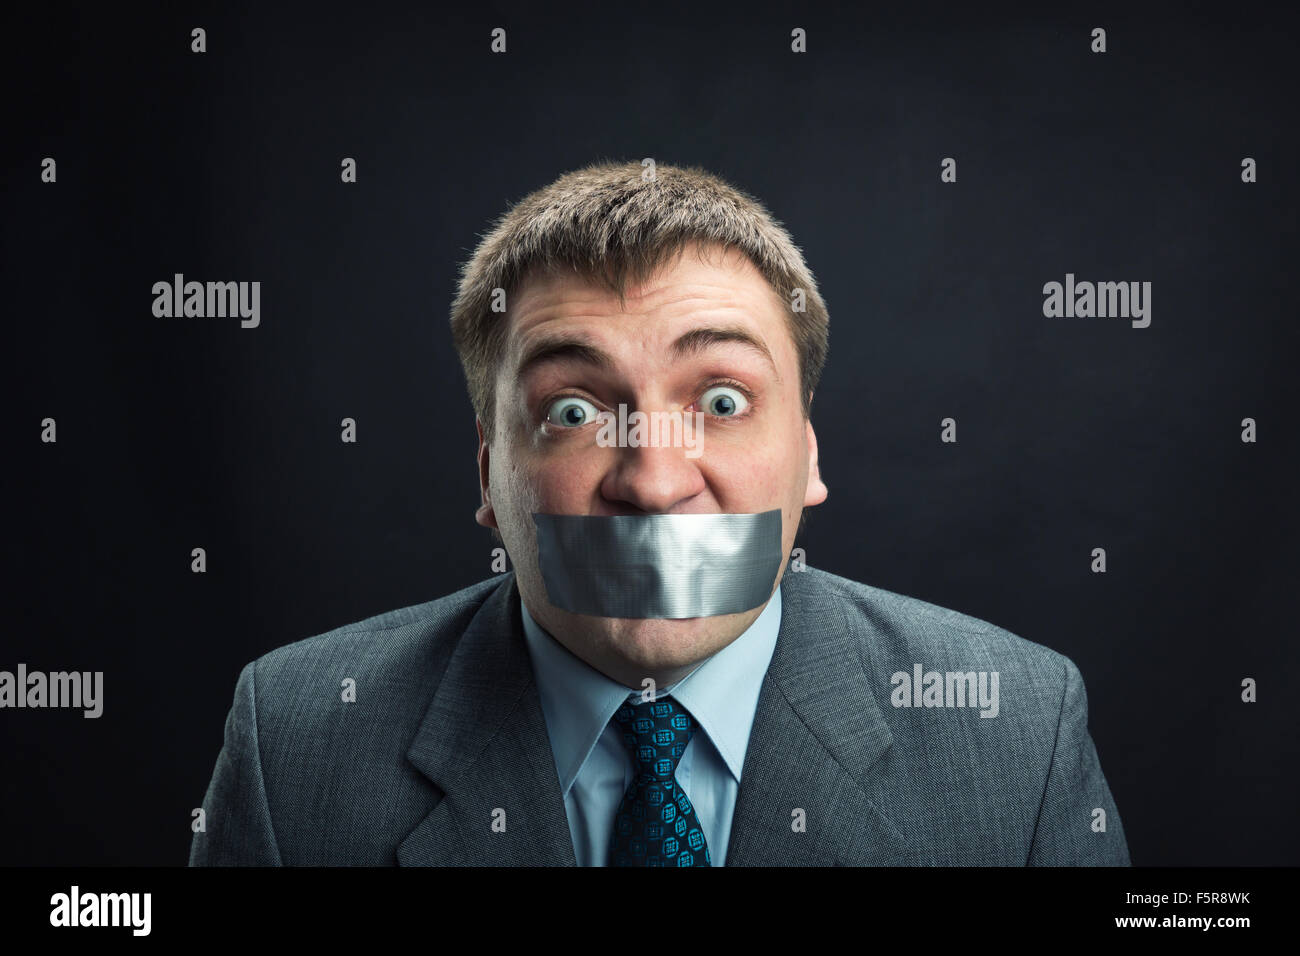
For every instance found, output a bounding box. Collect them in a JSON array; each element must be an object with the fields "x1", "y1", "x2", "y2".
[
  {"x1": 253, "y1": 575, "x2": 502, "y2": 684},
  {"x1": 790, "y1": 565, "x2": 1081, "y2": 764},
  {"x1": 796, "y1": 564, "x2": 1073, "y2": 683},
  {"x1": 788, "y1": 566, "x2": 1109, "y2": 864},
  {"x1": 223, "y1": 576, "x2": 506, "y2": 864}
]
